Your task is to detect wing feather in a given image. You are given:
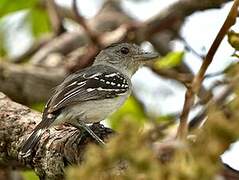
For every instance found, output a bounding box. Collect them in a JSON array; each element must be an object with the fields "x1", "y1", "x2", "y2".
[{"x1": 45, "y1": 65, "x2": 130, "y2": 114}]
